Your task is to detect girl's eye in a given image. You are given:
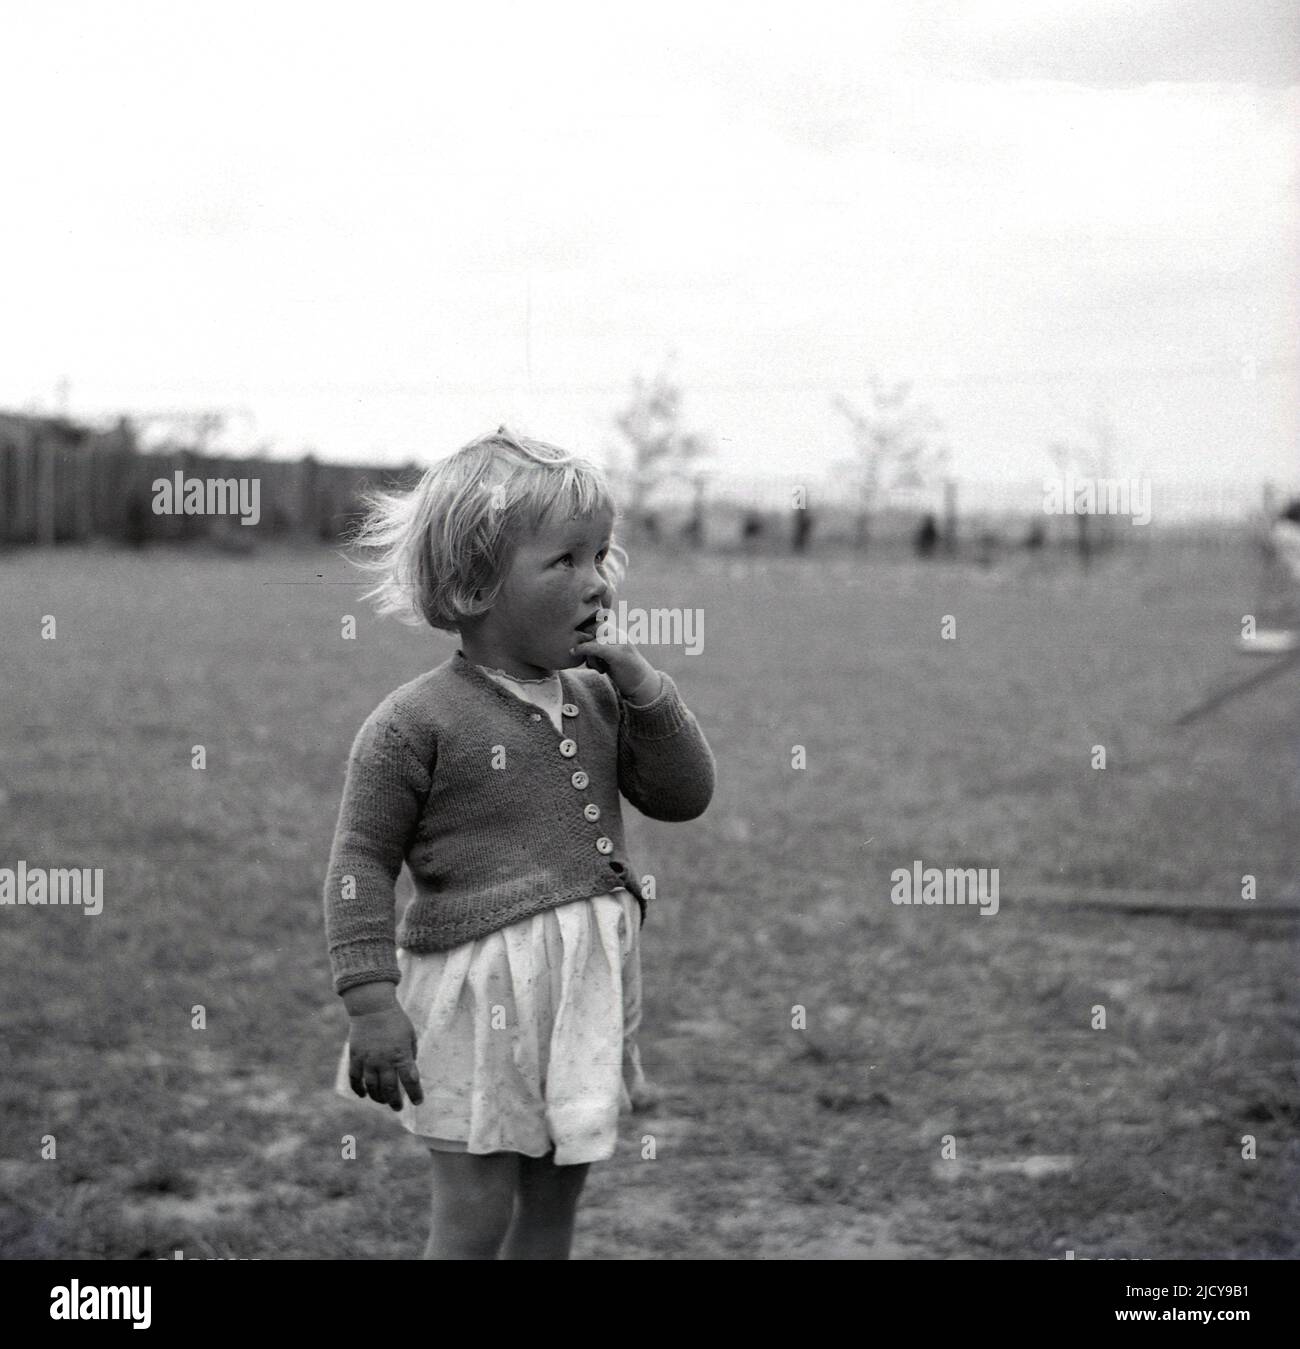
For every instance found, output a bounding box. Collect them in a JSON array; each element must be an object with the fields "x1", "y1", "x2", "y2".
[{"x1": 556, "y1": 549, "x2": 610, "y2": 568}]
